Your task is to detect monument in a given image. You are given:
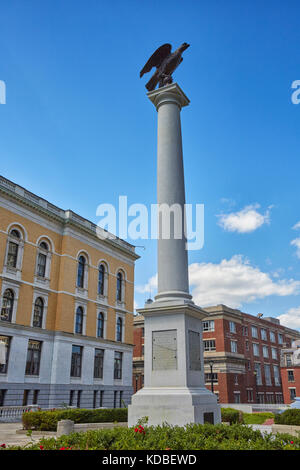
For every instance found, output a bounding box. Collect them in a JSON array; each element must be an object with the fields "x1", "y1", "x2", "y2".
[{"x1": 128, "y1": 44, "x2": 221, "y2": 426}]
